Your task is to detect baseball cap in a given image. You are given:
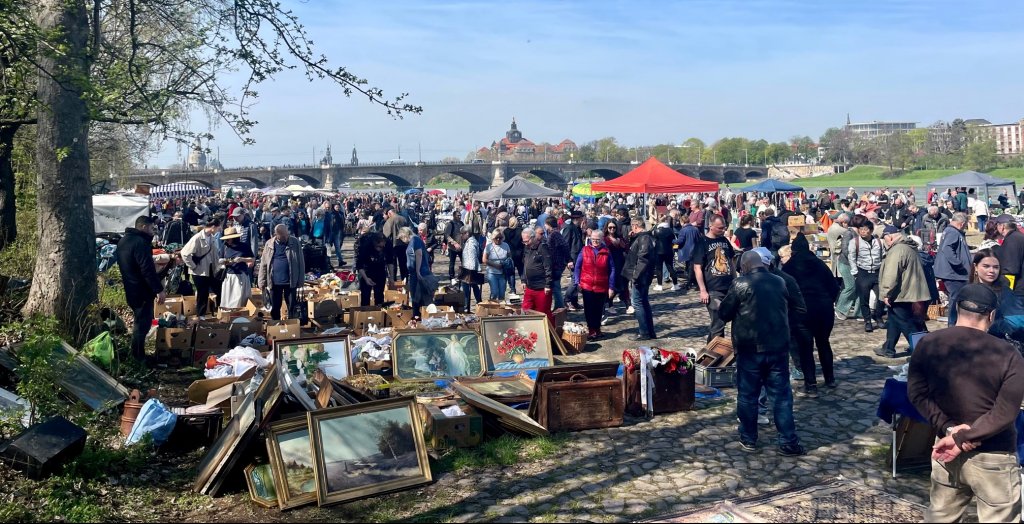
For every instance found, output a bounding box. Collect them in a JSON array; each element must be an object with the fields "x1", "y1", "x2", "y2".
[
  {"x1": 882, "y1": 224, "x2": 900, "y2": 236},
  {"x1": 993, "y1": 214, "x2": 1016, "y2": 225},
  {"x1": 752, "y1": 247, "x2": 773, "y2": 266},
  {"x1": 956, "y1": 284, "x2": 998, "y2": 315},
  {"x1": 231, "y1": 207, "x2": 246, "y2": 217}
]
